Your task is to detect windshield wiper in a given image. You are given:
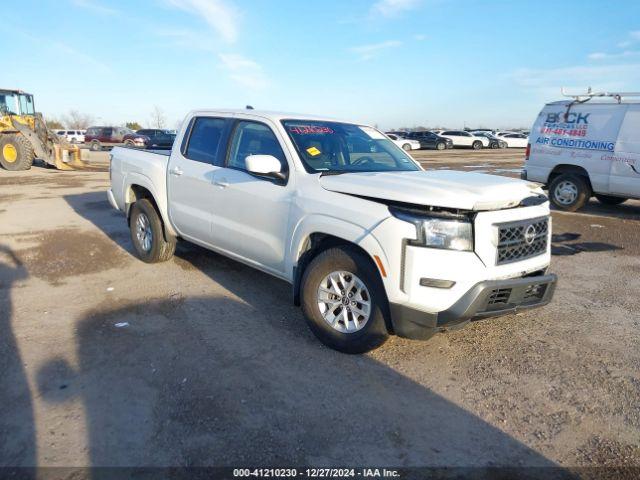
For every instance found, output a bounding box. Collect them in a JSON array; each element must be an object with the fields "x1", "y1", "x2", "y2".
[{"x1": 319, "y1": 171, "x2": 351, "y2": 177}]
